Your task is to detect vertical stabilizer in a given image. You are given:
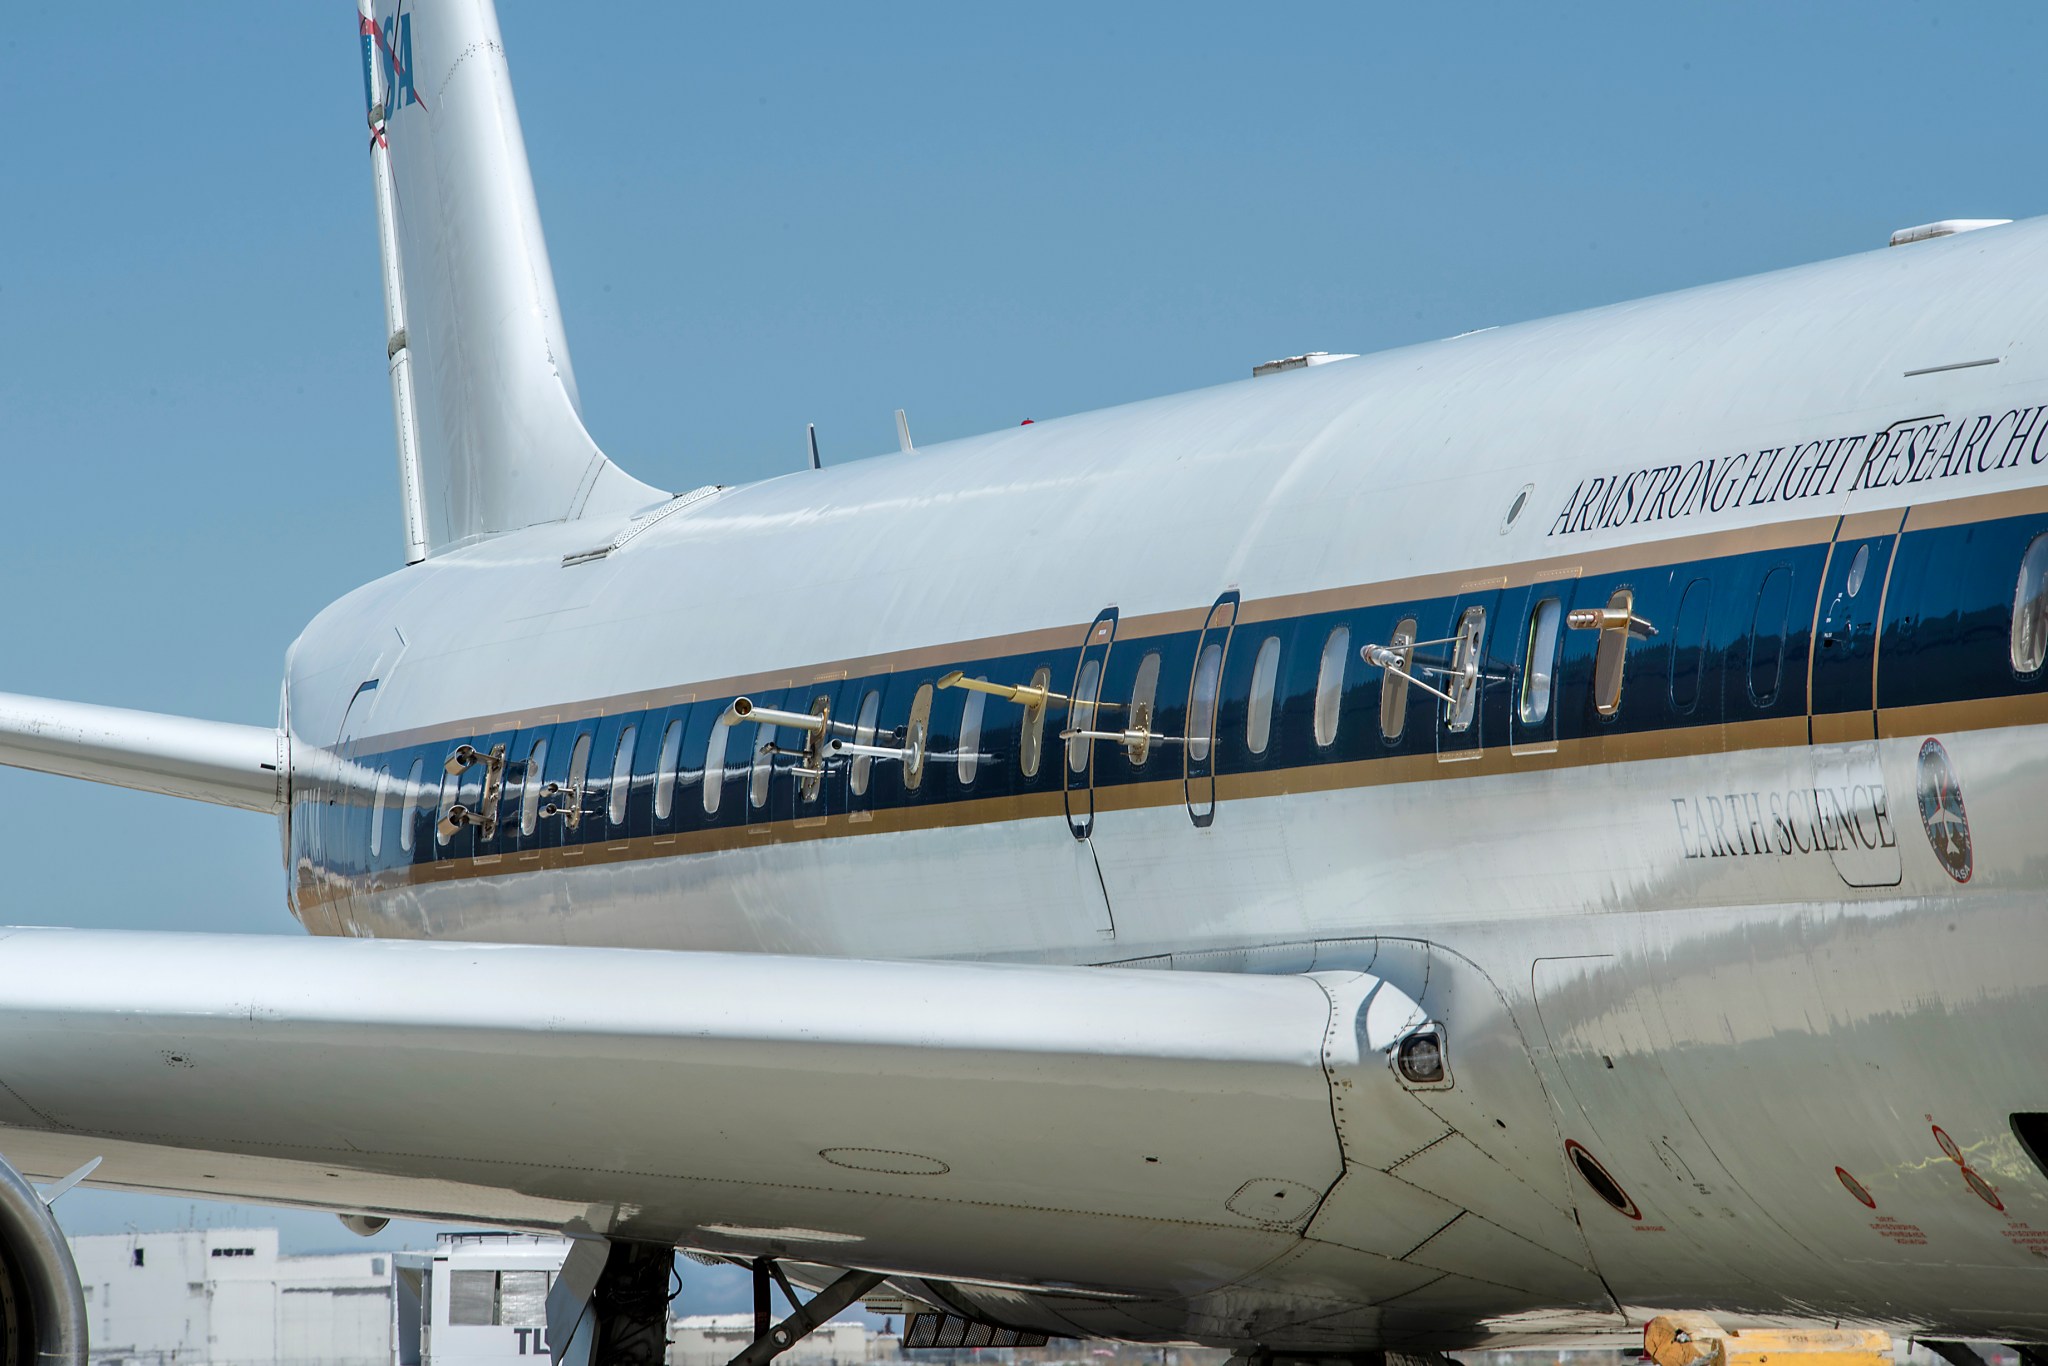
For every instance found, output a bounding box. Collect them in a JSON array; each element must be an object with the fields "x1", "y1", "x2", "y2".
[{"x1": 358, "y1": 0, "x2": 661, "y2": 556}]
